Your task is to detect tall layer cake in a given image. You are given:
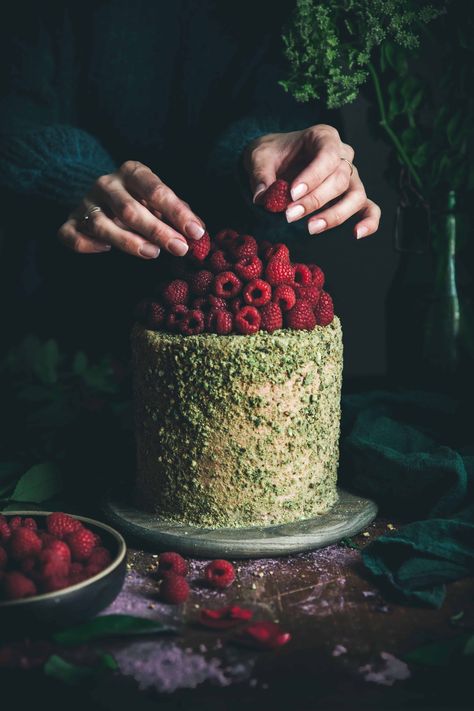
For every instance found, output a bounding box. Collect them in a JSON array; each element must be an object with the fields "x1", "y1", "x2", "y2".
[{"x1": 132, "y1": 318, "x2": 343, "y2": 528}]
